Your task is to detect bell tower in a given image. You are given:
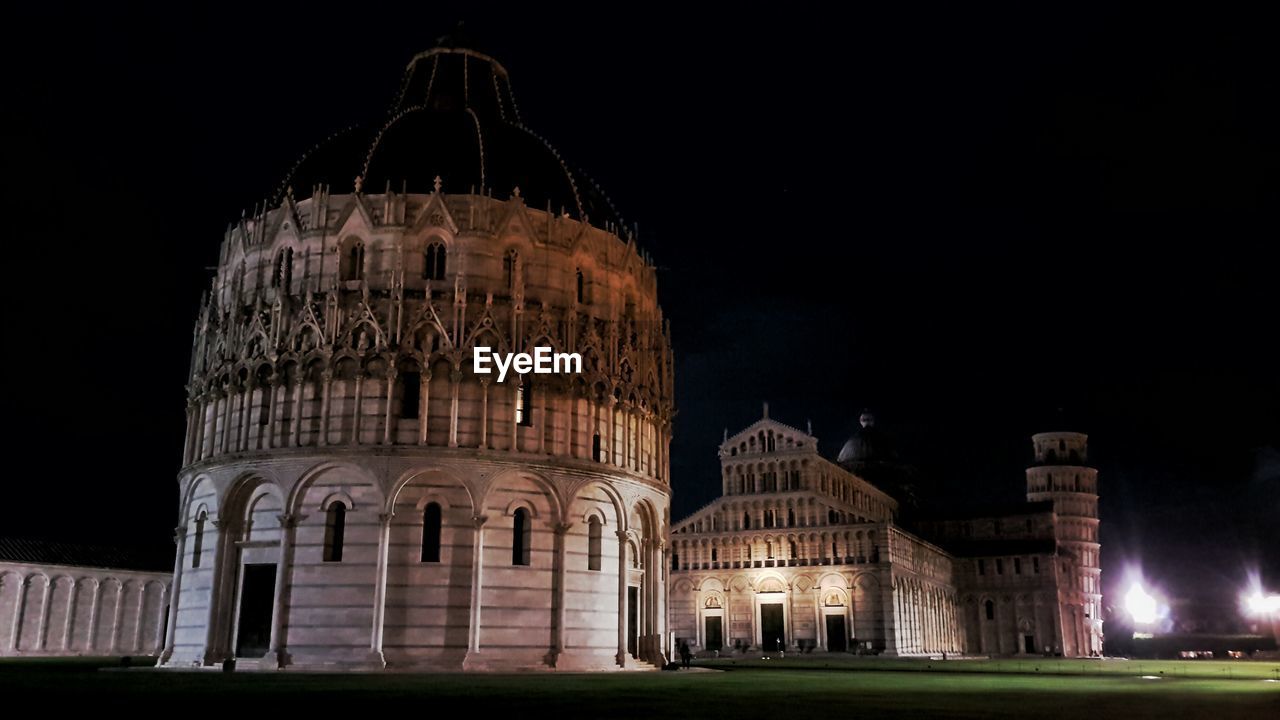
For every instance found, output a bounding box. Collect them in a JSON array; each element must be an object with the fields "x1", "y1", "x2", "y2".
[{"x1": 1026, "y1": 431, "x2": 1102, "y2": 656}]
